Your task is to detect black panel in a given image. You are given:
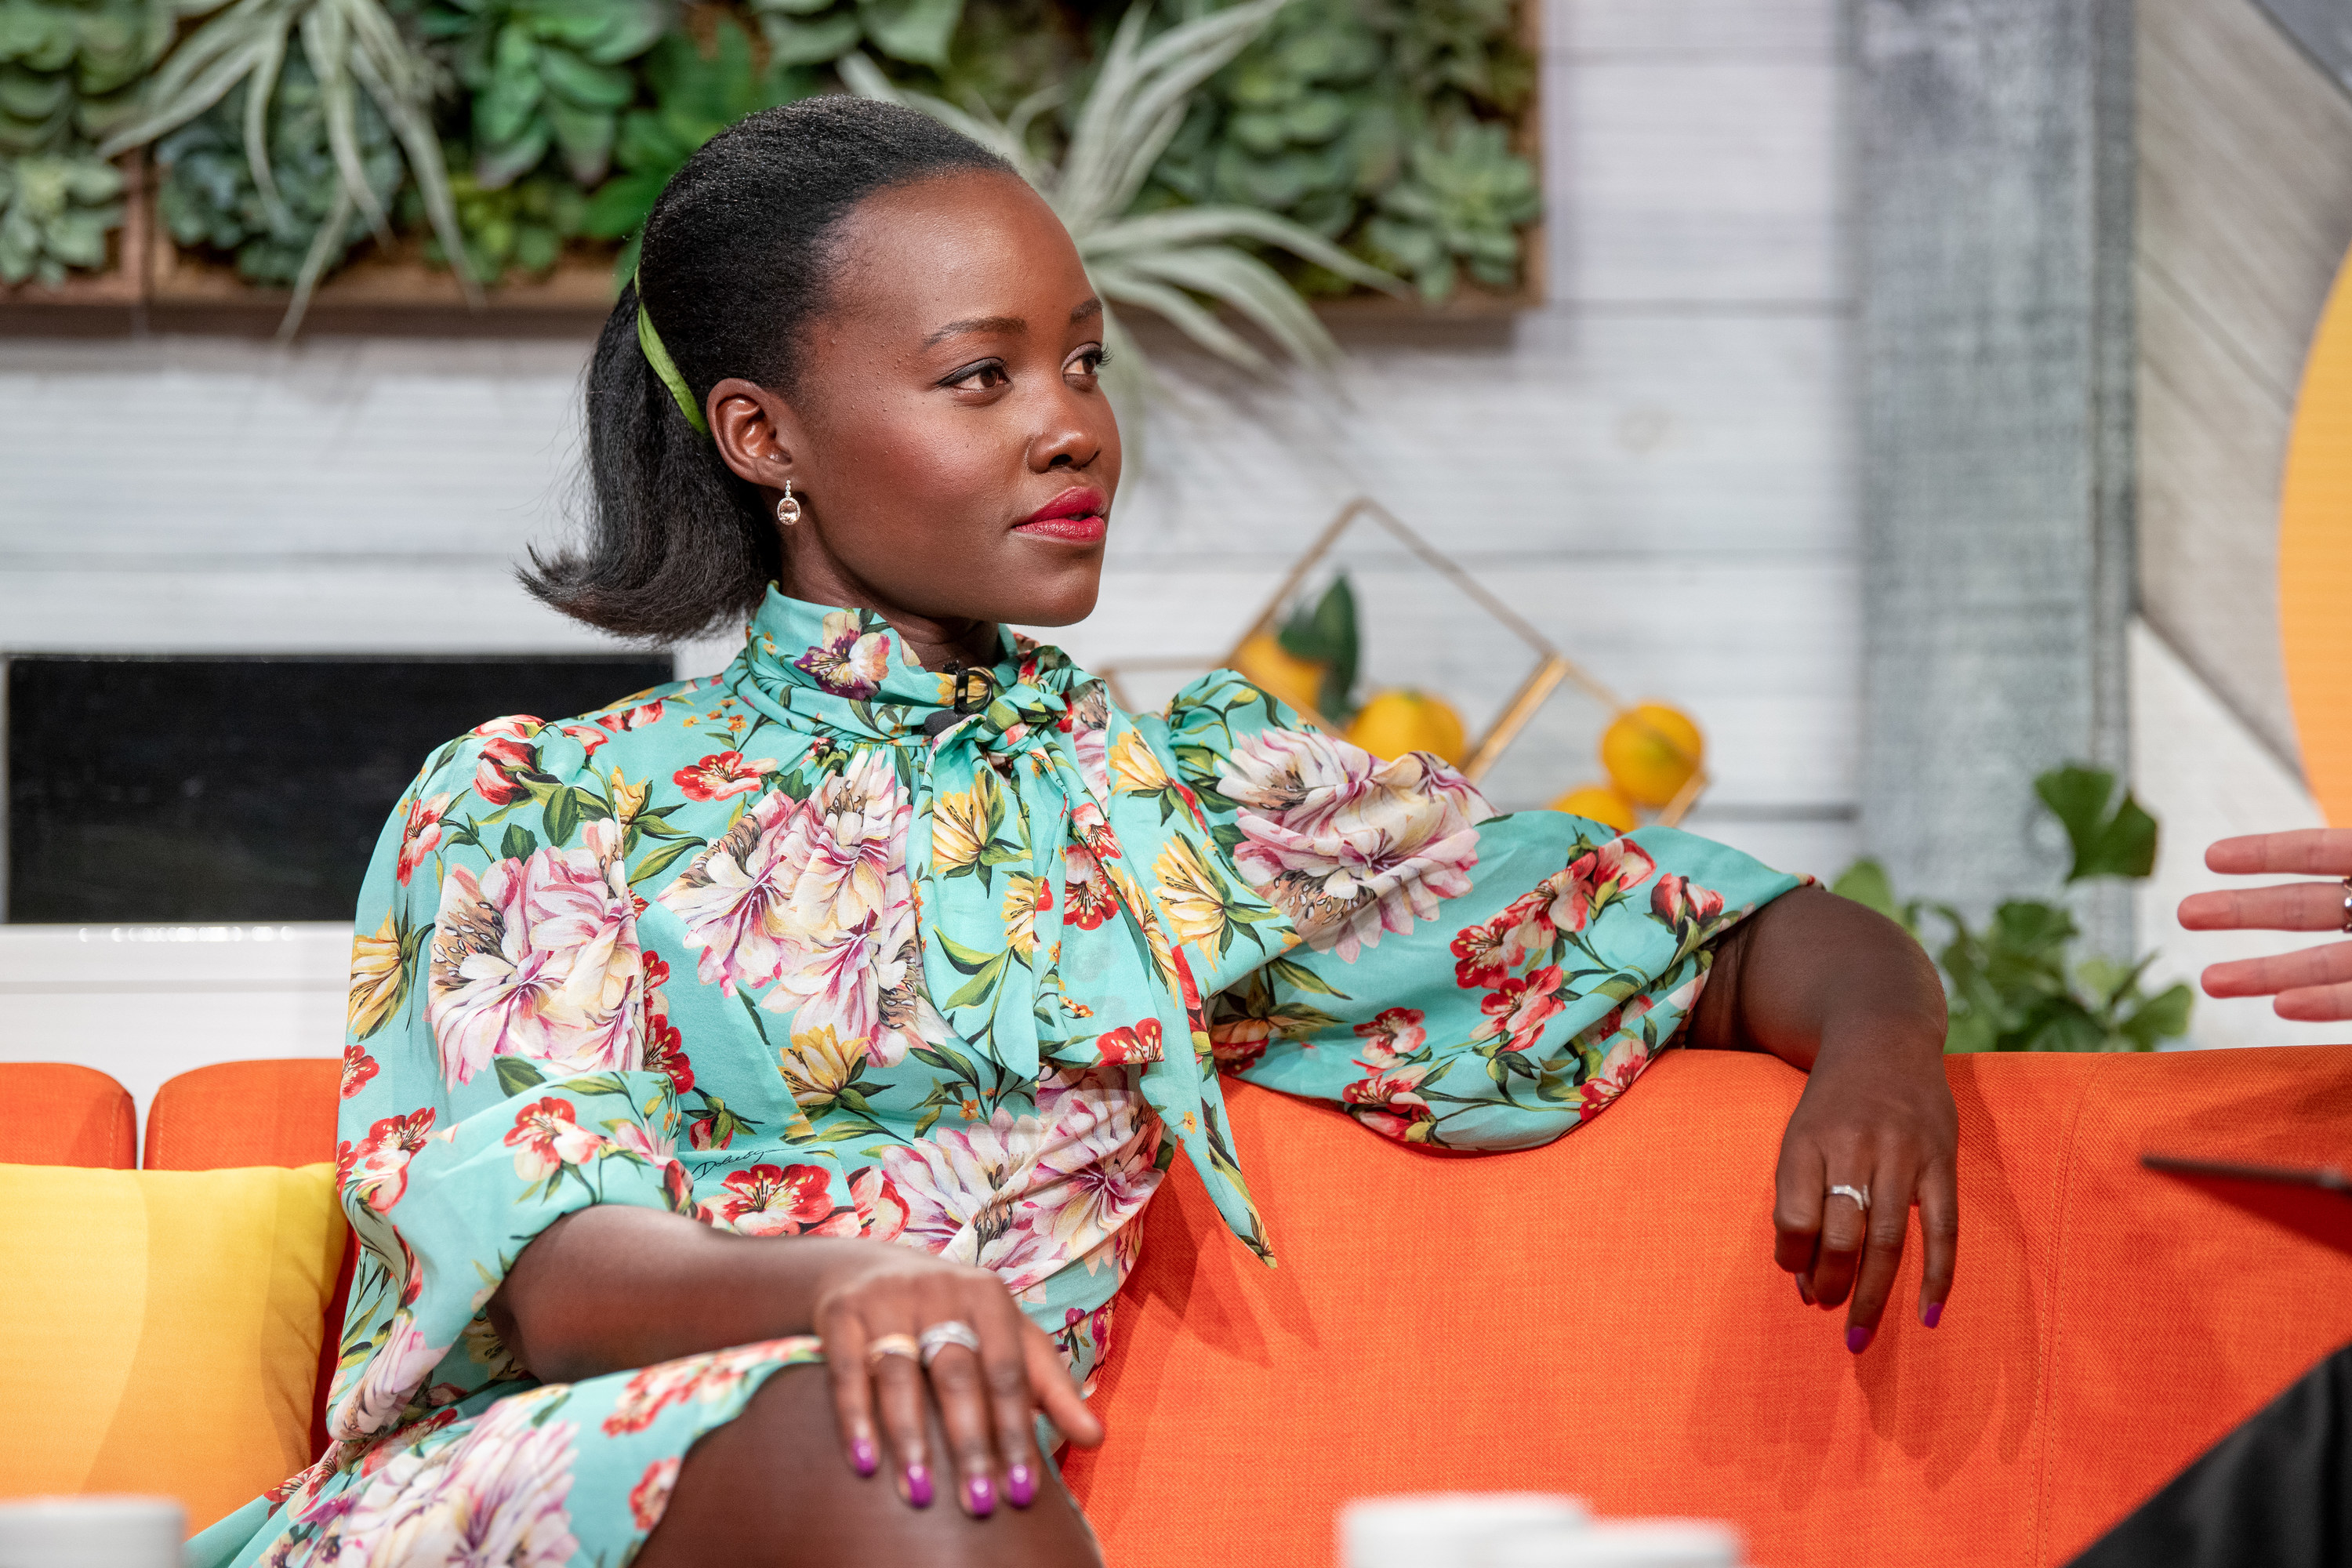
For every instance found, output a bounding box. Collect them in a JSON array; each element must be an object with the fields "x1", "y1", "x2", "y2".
[{"x1": 5, "y1": 655, "x2": 673, "y2": 924}]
